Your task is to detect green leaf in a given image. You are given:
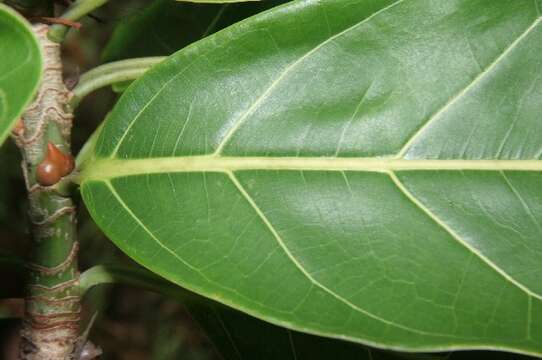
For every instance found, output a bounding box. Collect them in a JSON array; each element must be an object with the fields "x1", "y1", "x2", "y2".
[
  {"x1": 81, "y1": 0, "x2": 542, "y2": 356},
  {"x1": 102, "y1": 0, "x2": 288, "y2": 62},
  {"x1": 0, "y1": 4, "x2": 42, "y2": 146}
]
